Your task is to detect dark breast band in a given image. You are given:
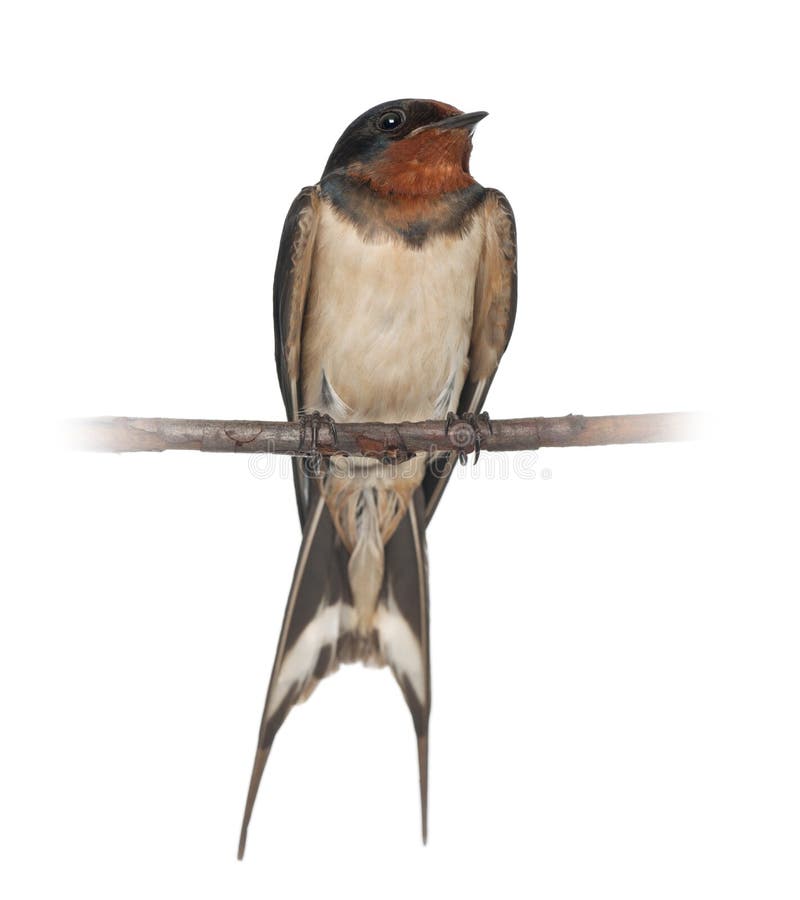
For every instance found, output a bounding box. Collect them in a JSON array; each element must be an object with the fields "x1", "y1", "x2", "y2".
[{"x1": 320, "y1": 174, "x2": 486, "y2": 249}]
